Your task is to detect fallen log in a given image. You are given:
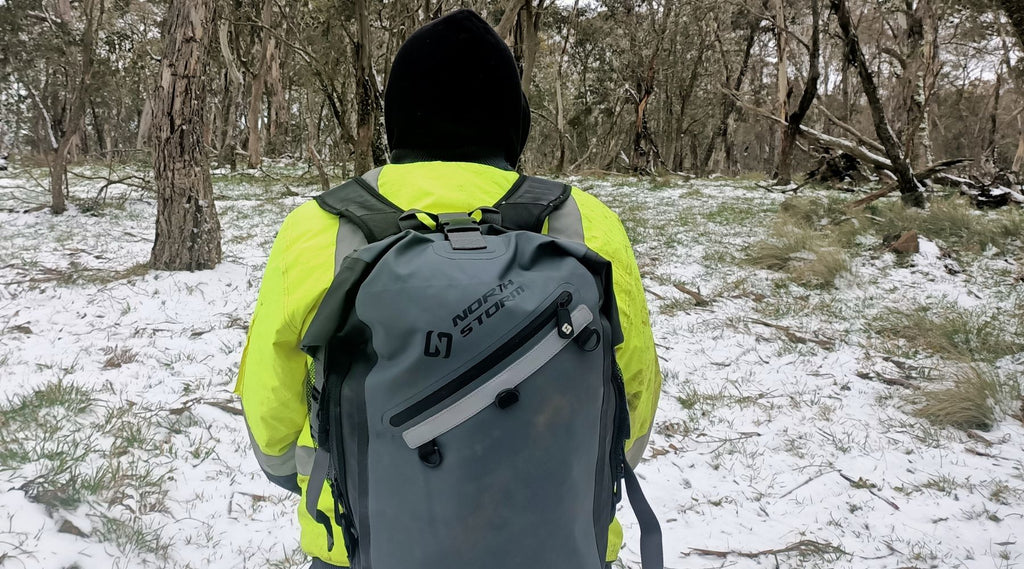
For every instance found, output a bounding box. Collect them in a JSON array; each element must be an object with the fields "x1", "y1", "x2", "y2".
[{"x1": 724, "y1": 89, "x2": 971, "y2": 184}]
